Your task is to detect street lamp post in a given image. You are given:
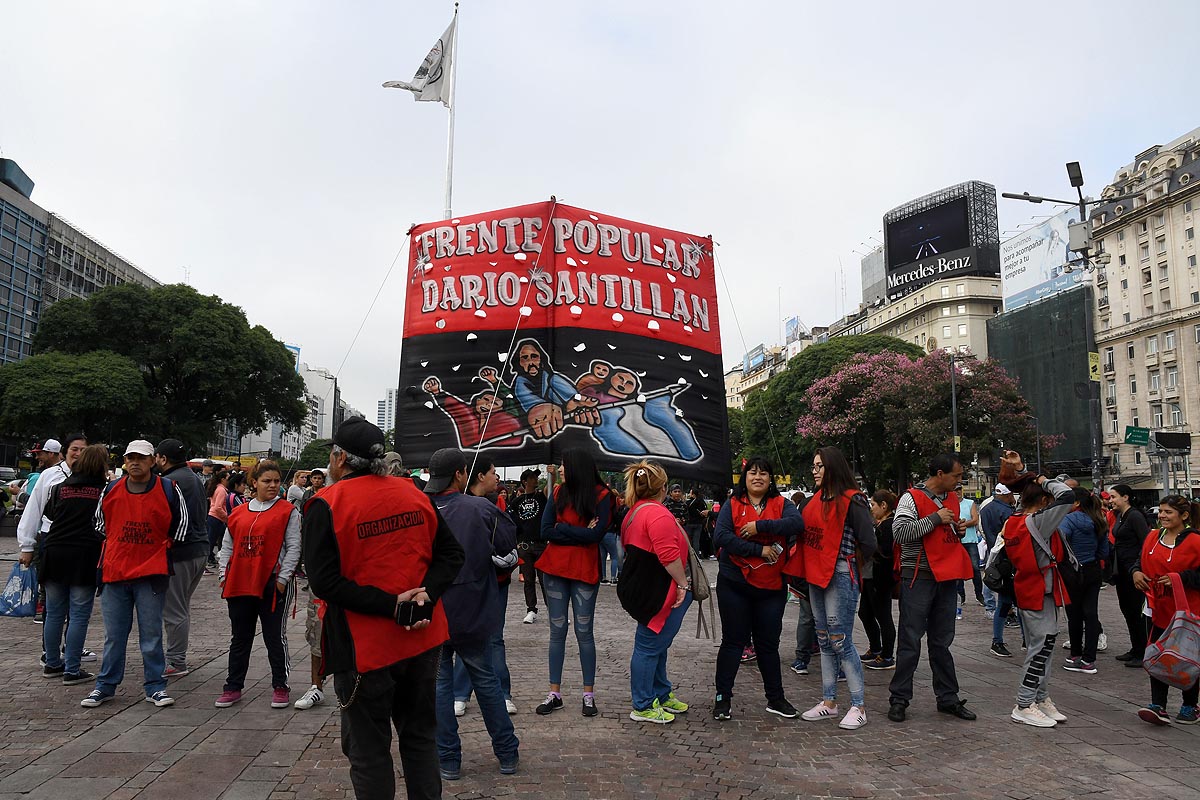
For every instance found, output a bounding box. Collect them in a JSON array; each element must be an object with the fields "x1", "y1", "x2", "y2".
[
  {"x1": 949, "y1": 351, "x2": 959, "y2": 453},
  {"x1": 1027, "y1": 414, "x2": 1042, "y2": 475}
]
